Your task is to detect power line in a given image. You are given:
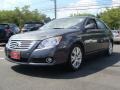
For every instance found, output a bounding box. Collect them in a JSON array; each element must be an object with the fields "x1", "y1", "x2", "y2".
[
  {"x1": 34, "y1": 0, "x2": 118, "y2": 10},
  {"x1": 40, "y1": 3, "x2": 120, "y2": 12},
  {"x1": 40, "y1": 2, "x2": 120, "y2": 11}
]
